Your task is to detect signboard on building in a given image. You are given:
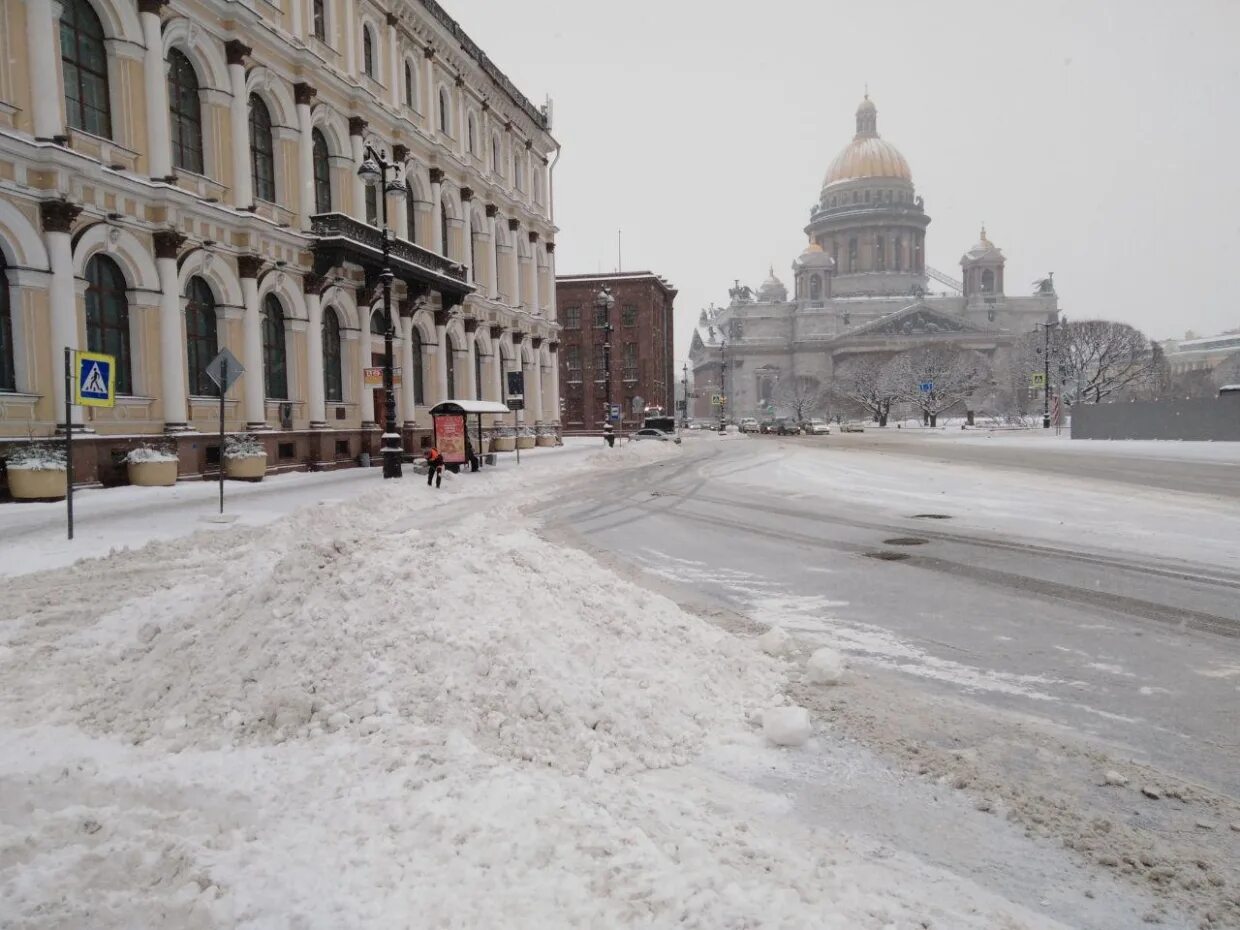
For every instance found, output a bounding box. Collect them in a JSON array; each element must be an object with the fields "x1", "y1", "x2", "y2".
[
  {"x1": 609, "y1": 403, "x2": 621, "y2": 421},
  {"x1": 364, "y1": 367, "x2": 402, "y2": 388},
  {"x1": 506, "y1": 370, "x2": 525, "y2": 410},
  {"x1": 433, "y1": 414, "x2": 467, "y2": 465},
  {"x1": 73, "y1": 350, "x2": 117, "y2": 407}
]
